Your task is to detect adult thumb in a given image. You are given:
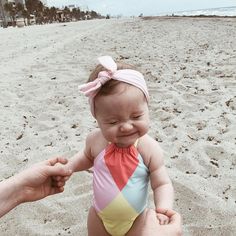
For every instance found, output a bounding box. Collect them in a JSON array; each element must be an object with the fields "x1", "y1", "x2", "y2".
[{"x1": 145, "y1": 209, "x2": 161, "y2": 225}]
